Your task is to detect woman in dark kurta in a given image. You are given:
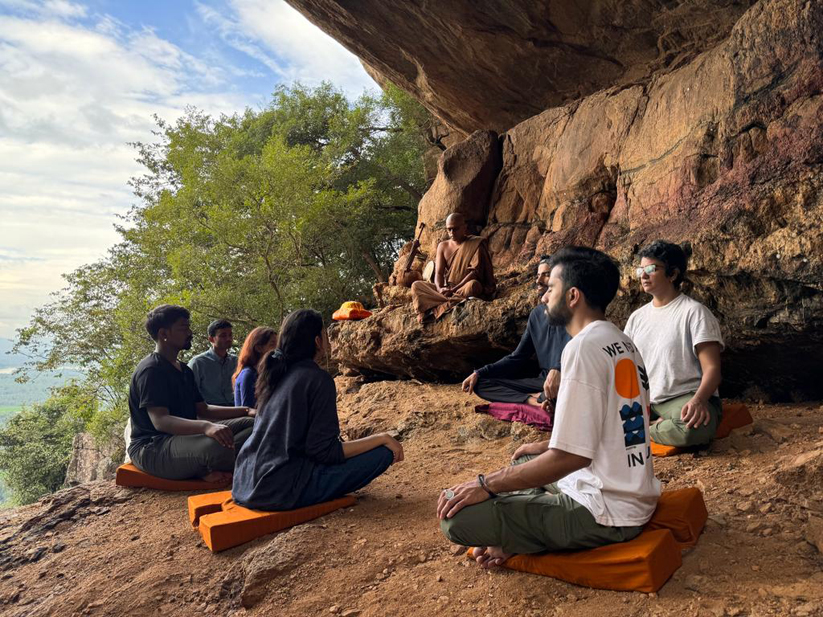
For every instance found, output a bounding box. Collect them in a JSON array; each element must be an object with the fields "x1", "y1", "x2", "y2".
[
  {"x1": 232, "y1": 309, "x2": 403, "y2": 511},
  {"x1": 233, "y1": 326, "x2": 278, "y2": 409}
]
